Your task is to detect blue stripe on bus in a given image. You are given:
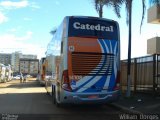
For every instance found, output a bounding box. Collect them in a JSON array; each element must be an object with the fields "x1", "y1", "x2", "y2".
[
  {"x1": 83, "y1": 76, "x2": 107, "y2": 92},
  {"x1": 97, "y1": 39, "x2": 107, "y2": 75},
  {"x1": 78, "y1": 39, "x2": 108, "y2": 92},
  {"x1": 105, "y1": 40, "x2": 117, "y2": 91},
  {"x1": 73, "y1": 76, "x2": 95, "y2": 92},
  {"x1": 74, "y1": 39, "x2": 105, "y2": 92},
  {"x1": 74, "y1": 39, "x2": 118, "y2": 93}
]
